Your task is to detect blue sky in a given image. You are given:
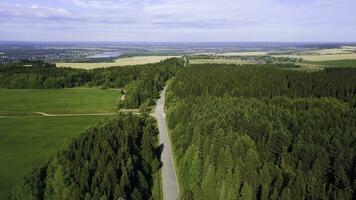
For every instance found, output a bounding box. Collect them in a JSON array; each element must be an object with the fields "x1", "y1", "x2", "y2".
[{"x1": 0, "y1": 0, "x2": 355, "y2": 42}]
